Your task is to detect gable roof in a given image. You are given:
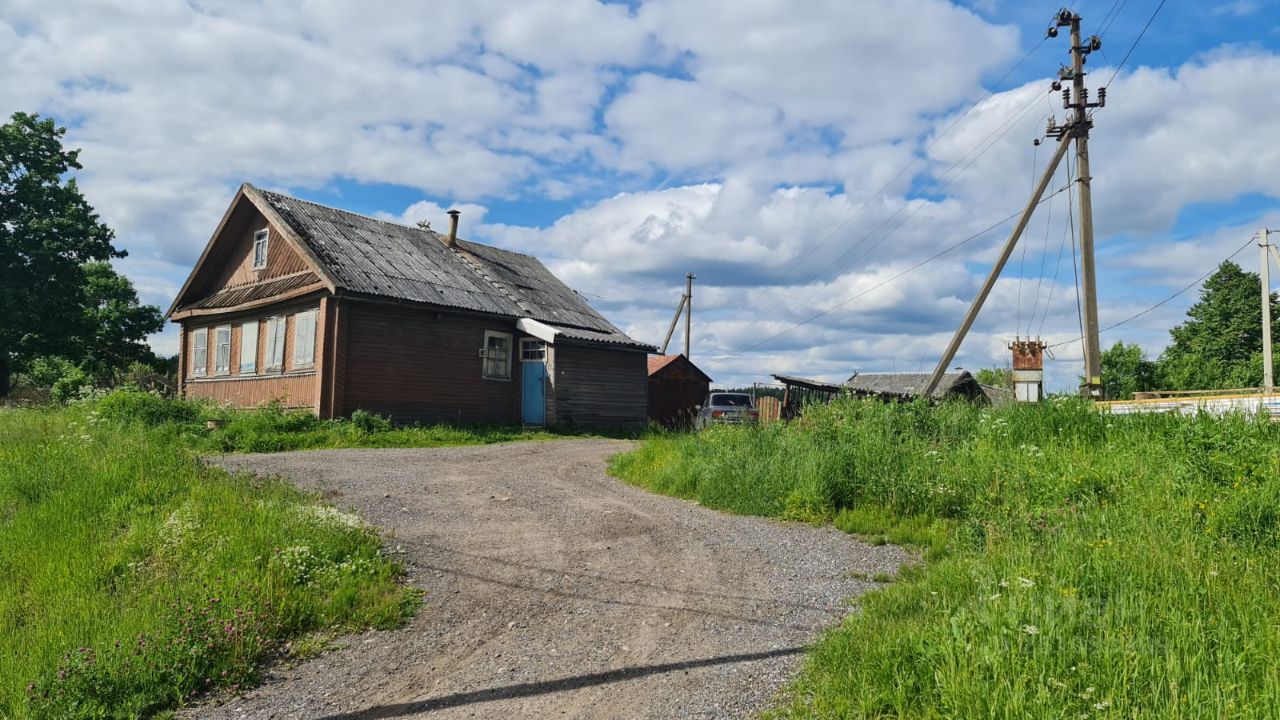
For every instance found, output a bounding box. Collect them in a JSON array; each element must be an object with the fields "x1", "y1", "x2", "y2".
[
  {"x1": 173, "y1": 184, "x2": 652, "y2": 351},
  {"x1": 844, "y1": 371, "x2": 976, "y2": 400},
  {"x1": 647, "y1": 354, "x2": 713, "y2": 382}
]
